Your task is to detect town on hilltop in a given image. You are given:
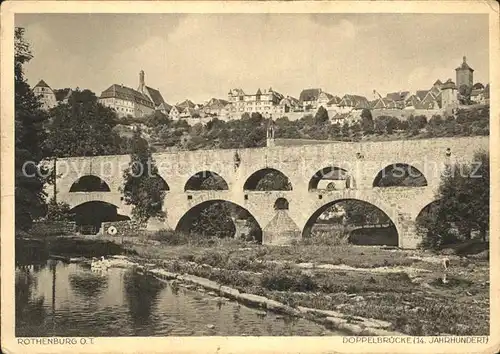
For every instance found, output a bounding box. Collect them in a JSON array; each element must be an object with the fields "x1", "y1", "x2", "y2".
[{"x1": 33, "y1": 56, "x2": 489, "y2": 127}]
